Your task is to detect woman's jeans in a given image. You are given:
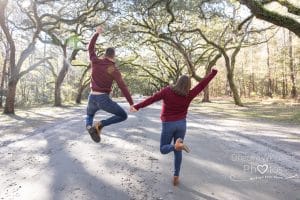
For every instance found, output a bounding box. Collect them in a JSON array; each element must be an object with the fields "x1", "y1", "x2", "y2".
[
  {"x1": 160, "y1": 119, "x2": 186, "y2": 176},
  {"x1": 86, "y1": 94, "x2": 127, "y2": 127}
]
